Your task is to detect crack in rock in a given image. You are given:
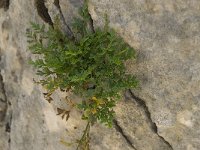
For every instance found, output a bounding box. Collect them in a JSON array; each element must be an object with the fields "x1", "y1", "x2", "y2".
[
  {"x1": 53, "y1": 0, "x2": 75, "y2": 39},
  {"x1": 0, "y1": 72, "x2": 7, "y2": 123},
  {"x1": 87, "y1": 8, "x2": 95, "y2": 34},
  {"x1": 0, "y1": 55, "x2": 12, "y2": 147},
  {"x1": 7, "y1": 112, "x2": 12, "y2": 148},
  {"x1": 128, "y1": 89, "x2": 173, "y2": 150},
  {"x1": 113, "y1": 119, "x2": 137, "y2": 150},
  {"x1": 0, "y1": 0, "x2": 9, "y2": 11},
  {"x1": 53, "y1": 0, "x2": 95, "y2": 39},
  {"x1": 34, "y1": 0, "x2": 53, "y2": 27}
]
